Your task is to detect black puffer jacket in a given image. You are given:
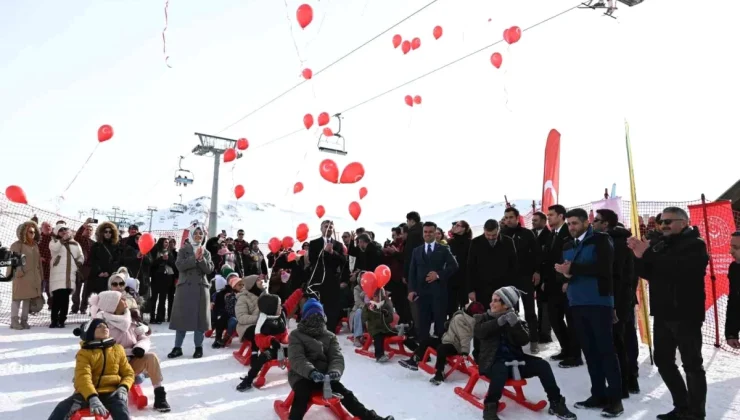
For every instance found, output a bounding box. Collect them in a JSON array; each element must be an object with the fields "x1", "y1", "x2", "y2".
[
  {"x1": 635, "y1": 227, "x2": 709, "y2": 323},
  {"x1": 606, "y1": 226, "x2": 636, "y2": 318},
  {"x1": 473, "y1": 311, "x2": 530, "y2": 371}
]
